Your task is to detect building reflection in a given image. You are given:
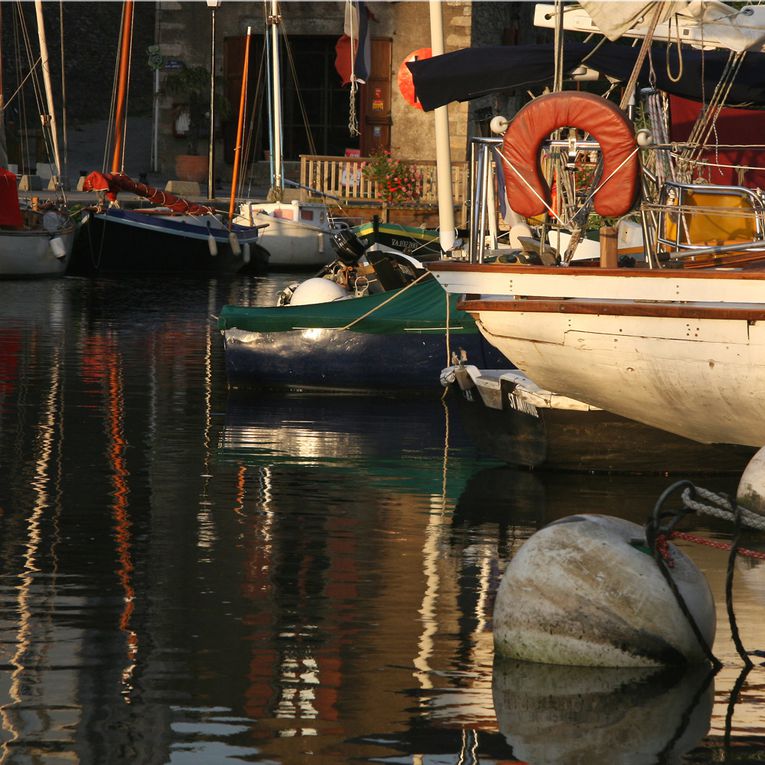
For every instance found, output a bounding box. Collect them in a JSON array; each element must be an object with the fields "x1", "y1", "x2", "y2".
[{"x1": 0, "y1": 277, "x2": 762, "y2": 763}]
